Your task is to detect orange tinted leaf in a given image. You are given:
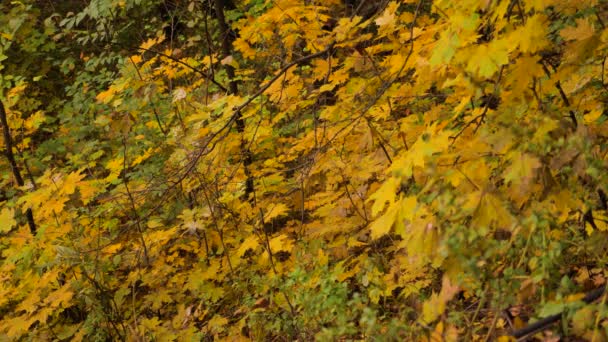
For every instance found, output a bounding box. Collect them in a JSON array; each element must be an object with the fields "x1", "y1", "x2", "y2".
[{"x1": 561, "y1": 18, "x2": 594, "y2": 41}]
